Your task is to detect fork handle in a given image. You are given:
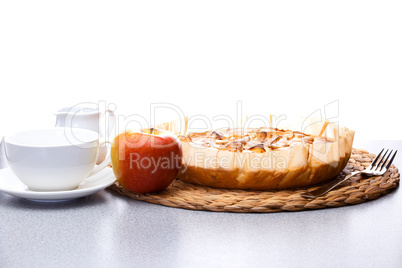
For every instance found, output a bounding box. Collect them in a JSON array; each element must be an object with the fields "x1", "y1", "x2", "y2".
[{"x1": 301, "y1": 171, "x2": 361, "y2": 199}]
